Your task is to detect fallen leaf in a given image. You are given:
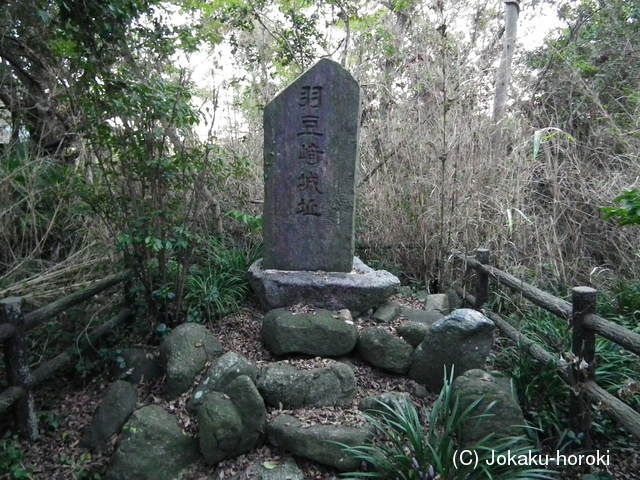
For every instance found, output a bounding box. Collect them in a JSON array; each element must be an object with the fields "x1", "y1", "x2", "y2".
[{"x1": 262, "y1": 460, "x2": 279, "y2": 470}]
